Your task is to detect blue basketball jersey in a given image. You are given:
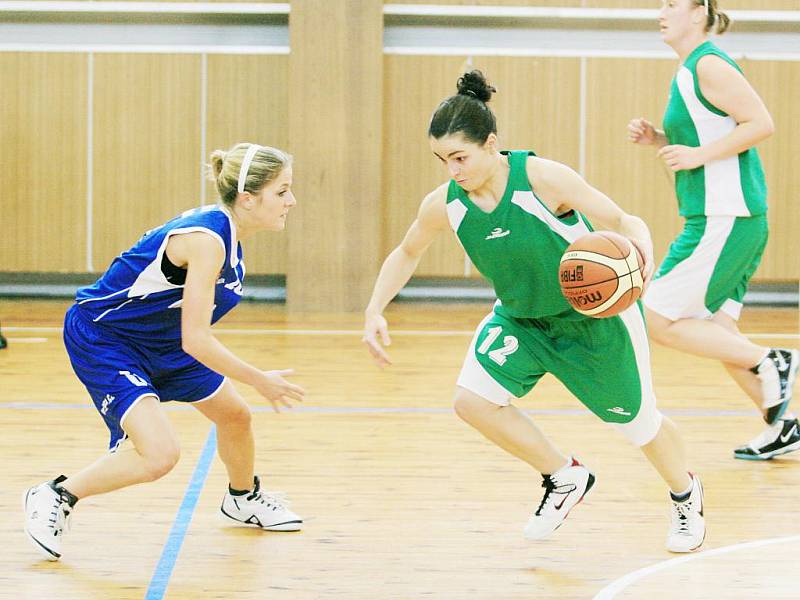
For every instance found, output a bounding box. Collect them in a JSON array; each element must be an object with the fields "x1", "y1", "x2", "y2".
[{"x1": 75, "y1": 205, "x2": 245, "y2": 343}]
